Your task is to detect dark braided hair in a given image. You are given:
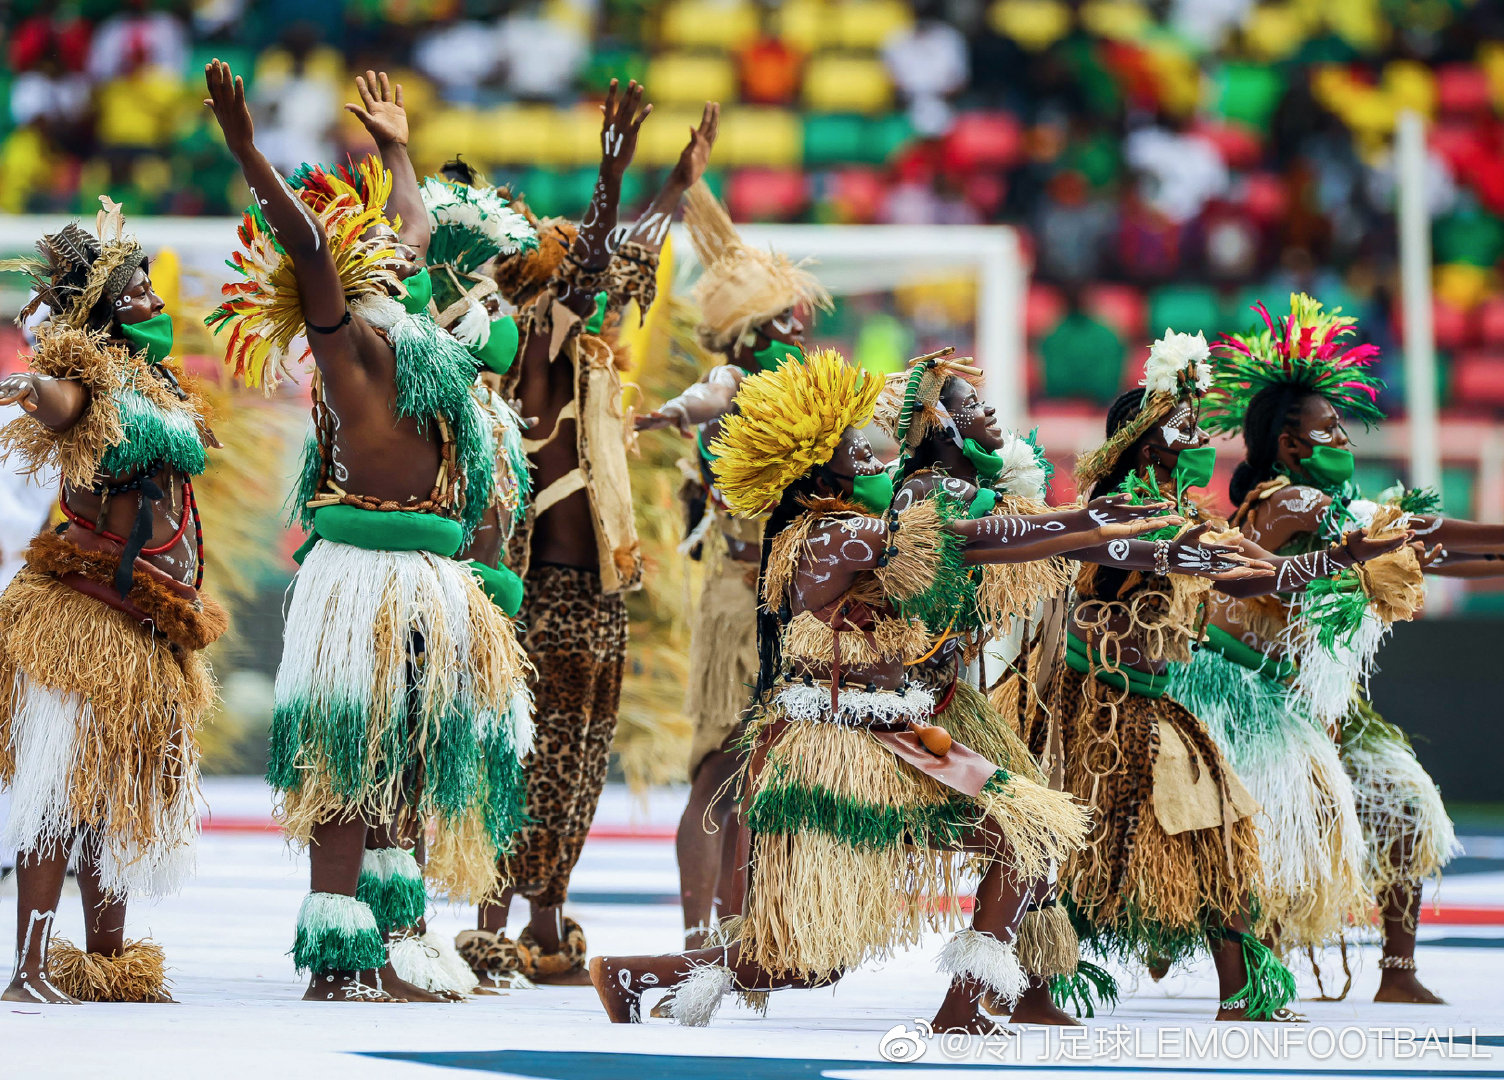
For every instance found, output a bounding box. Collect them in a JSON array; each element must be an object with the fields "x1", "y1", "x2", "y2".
[
  {"x1": 1097, "y1": 388, "x2": 1148, "y2": 498},
  {"x1": 753, "y1": 467, "x2": 834, "y2": 696},
  {"x1": 1229, "y1": 384, "x2": 1312, "y2": 506}
]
